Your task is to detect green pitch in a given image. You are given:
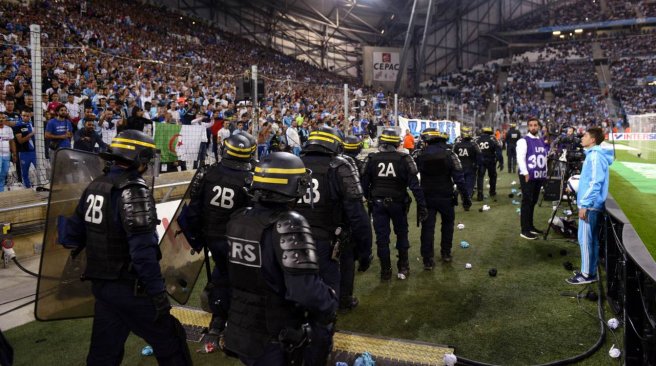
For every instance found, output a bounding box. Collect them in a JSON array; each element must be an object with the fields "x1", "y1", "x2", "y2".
[
  {"x1": 5, "y1": 171, "x2": 621, "y2": 365},
  {"x1": 607, "y1": 140, "x2": 656, "y2": 259}
]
